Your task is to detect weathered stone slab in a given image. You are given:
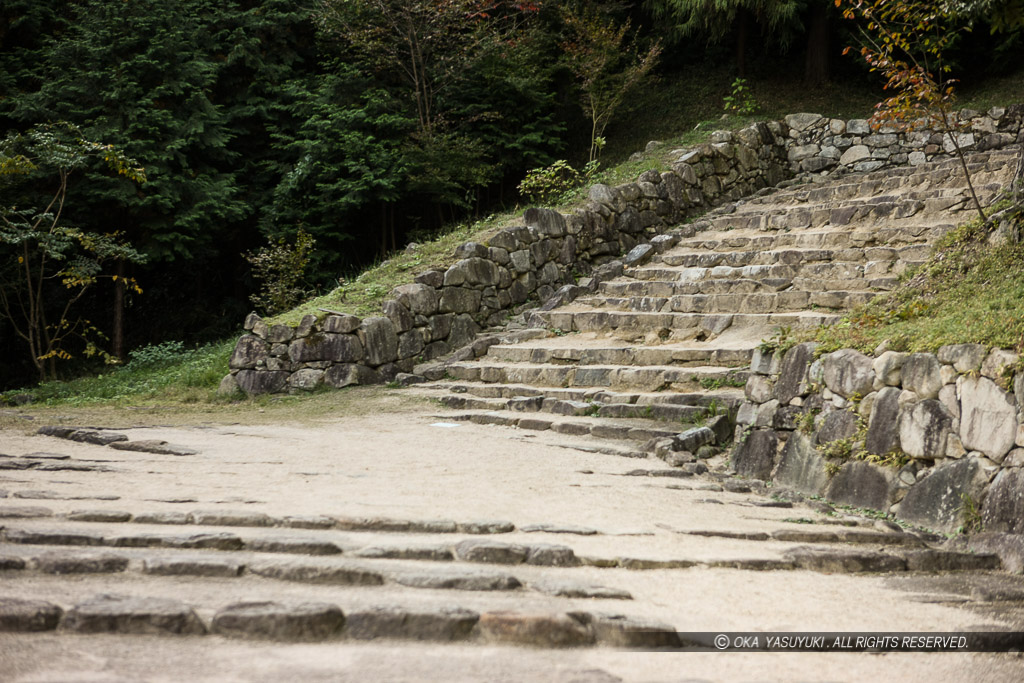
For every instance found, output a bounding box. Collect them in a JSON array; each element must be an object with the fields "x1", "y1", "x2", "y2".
[
  {"x1": 248, "y1": 561, "x2": 384, "y2": 585},
  {"x1": 525, "y1": 544, "x2": 578, "y2": 567},
  {"x1": 456, "y1": 520, "x2": 515, "y2": 534},
  {"x1": 4, "y1": 528, "x2": 106, "y2": 546},
  {"x1": 455, "y1": 539, "x2": 528, "y2": 564},
  {"x1": 191, "y1": 510, "x2": 274, "y2": 527},
  {"x1": 212, "y1": 601, "x2": 344, "y2": 641},
  {"x1": 162, "y1": 533, "x2": 244, "y2": 551},
  {"x1": 0, "y1": 598, "x2": 62, "y2": 632},
  {"x1": 67, "y1": 507, "x2": 134, "y2": 524},
  {"x1": 897, "y1": 457, "x2": 988, "y2": 533},
  {"x1": 981, "y1": 469, "x2": 1024, "y2": 533},
  {"x1": 899, "y1": 399, "x2": 953, "y2": 459},
  {"x1": 902, "y1": 549, "x2": 1001, "y2": 572},
  {"x1": 133, "y1": 511, "x2": 192, "y2": 525},
  {"x1": 901, "y1": 353, "x2": 943, "y2": 398},
  {"x1": 582, "y1": 613, "x2": 681, "y2": 648},
  {"x1": 0, "y1": 505, "x2": 53, "y2": 518},
  {"x1": 773, "y1": 432, "x2": 828, "y2": 495},
  {"x1": 731, "y1": 429, "x2": 777, "y2": 480},
  {"x1": 352, "y1": 546, "x2": 453, "y2": 561},
  {"x1": 531, "y1": 580, "x2": 632, "y2": 600},
  {"x1": 816, "y1": 410, "x2": 859, "y2": 445},
  {"x1": 823, "y1": 349, "x2": 875, "y2": 399},
  {"x1": 826, "y1": 461, "x2": 893, "y2": 511},
  {"x1": 476, "y1": 611, "x2": 594, "y2": 647},
  {"x1": 519, "y1": 523, "x2": 598, "y2": 536},
  {"x1": 945, "y1": 532, "x2": 1024, "y2": 573},
  {"x1": 774, "y1": 343, "x2": 816, "y2": 403},
  {"x1": 109, "y1": 440, "x2": 199, "y2": 456},
  {"x1": 246, "y1": 537, "x2": 342, "y2": 556},
  {"x1": 143, "y1": 556, "x2": 244, "y2": 577},
  {"x1": 345, "y1": 606, "x2": 478, "y2": 641},
  {"x1": 865, "y1": 387, "x2": 902, "y2": 456},
  {"x1": 63, "y1": 594, "x2": 206, "y2": 635},
  {"x1": 391, "y1": 569, "x2": 521, "y2": 591},
  {"x1": 960, "y1": 376, "x2": 1018, "y2": 461},
  {"x1": 32, "y1": 551, "x2": 129, "y2": 574},
  {"x1": 784, "y1": 546, "x2": 906, "y2": 573}
]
